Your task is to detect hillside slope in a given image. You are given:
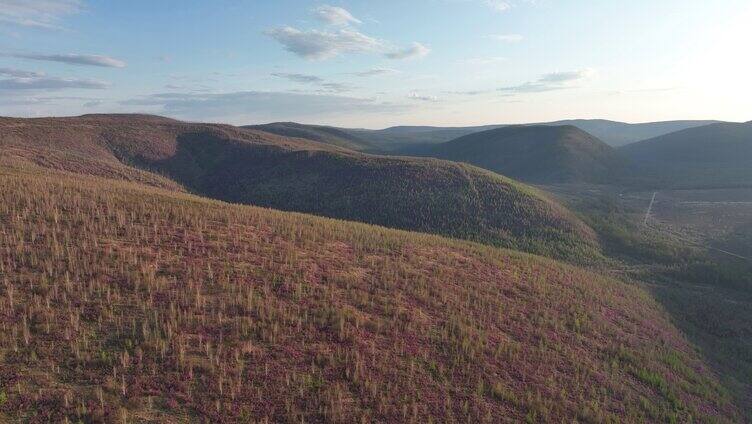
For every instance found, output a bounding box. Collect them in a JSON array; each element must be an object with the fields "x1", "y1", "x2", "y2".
[
  {"x1": 620, "y1": 122, "x2": 752, "y2": 188},
  {"x1": 246, "y1": 122, "x2": 376, "y2": 151},
  {"x1": 0, "y1": 167, "x2": 739, "y2": 422},
  {"x1": 0, "y1": 114, "x2": 597, "y2": 260},
  {"x1": 411, "y1": 125, "x2": 626, "y2": 184}
]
